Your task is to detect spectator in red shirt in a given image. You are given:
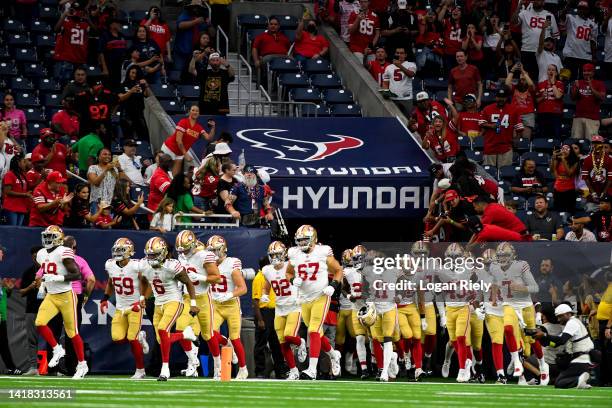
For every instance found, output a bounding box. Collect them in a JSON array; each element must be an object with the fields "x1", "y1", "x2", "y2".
[
  {"x1": 294, "y1": 19, "x2": 329, "y2": 62},
  {"x1": 505, "y1": 62, "x2": 536, "y2": 139},
  {"x1": 364, "y1": 47, "x2": 389, "y2": 86},
  {"x1": 414, "y1": 12, "x2": 444, "y2": 73},
  {"x1": 28, "y1": 171, "x2": 73, "y2": 227},
  {"x1": 348, "y1": 0, "x2": 381, "y2": 62},
  {"x1": 467, "y1": 216, "x2": 523, "y2": 243},
  {"x1": 51, "y1": 96, "x2": 80, "y2": 142},
  {"x1": 448, "y1": 50, "x2": 483, "y2": 108},
  {"x1": 148, "y1": 153, "x2": 173, "y2": 218},
  {"x1": 462, "y1": 23, "x2": 483, "y2": 65},
  {"x1": 141, "y1": 6, "x2": 172, "y2": 62},
  {"x1": 437, "y1": 1, "x2": 464, "y2": 70},
  {"x1": 472, "y1": 195, "x2": 527, "y2": 234},
  {"x1": 581, "y1": 135, "x2": 612, "y2": 210},
  {"x1": 53, "y1": 4, "x2": 90, "y2": 82},
  {"x1": 536, "y1": 64, "x2": 564, "y2": 140},
  {"x1": 551, "y1": 143, "x2": 579, "y2": 214},
  {"x1": 31, "y1": 128, "x2": 70, "y2": 177},
  {"x1": 456, "y1": 93, "x2": 483, "y2": 138},
  {"x1": 421, "y1": 98, "x2": 460, "y2": 163},
  {"x1": 570, "y1": 63, "x2": 606, "y2": 140},
  {"x1": 26, "y1": 154, "x2": 46, "y2": 191},
  {"x1": 2, "y1": 155, "x2": 31, "y2": 225},
  {"x1": 409, "y1": 91, "x2": 448, "y2": 138},
  {"x1": 252, "y1": 17, "x2": 291, "y2": 86}
]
